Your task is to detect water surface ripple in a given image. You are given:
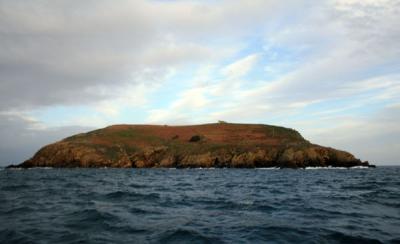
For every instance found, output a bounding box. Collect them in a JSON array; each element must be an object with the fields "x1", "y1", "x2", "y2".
[{"x1": 1, "y1": 167, "x2": 399, "y2": 243}]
